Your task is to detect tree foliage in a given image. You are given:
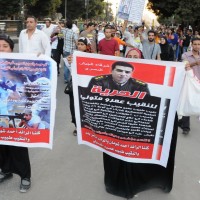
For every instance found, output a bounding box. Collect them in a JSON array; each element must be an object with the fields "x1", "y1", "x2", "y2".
[
  {"x1": 0, "y1": 0, "x2": 110, "y2": 21},
  {"x1": 0, "y1": 0, "x2": 20, "y2": 16},
  {"x1": 147, "y1": 0, "x2": 200, "y2": 26},
  {"x1": 0, "y1": 0, "x2": 36, "y2": 17},
  {"x1": 57, "y1": 0, "x2": 106, "y2": 20},
  {"x1": 26, "y1": 0, "x2": 62, "y2": 19}
]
